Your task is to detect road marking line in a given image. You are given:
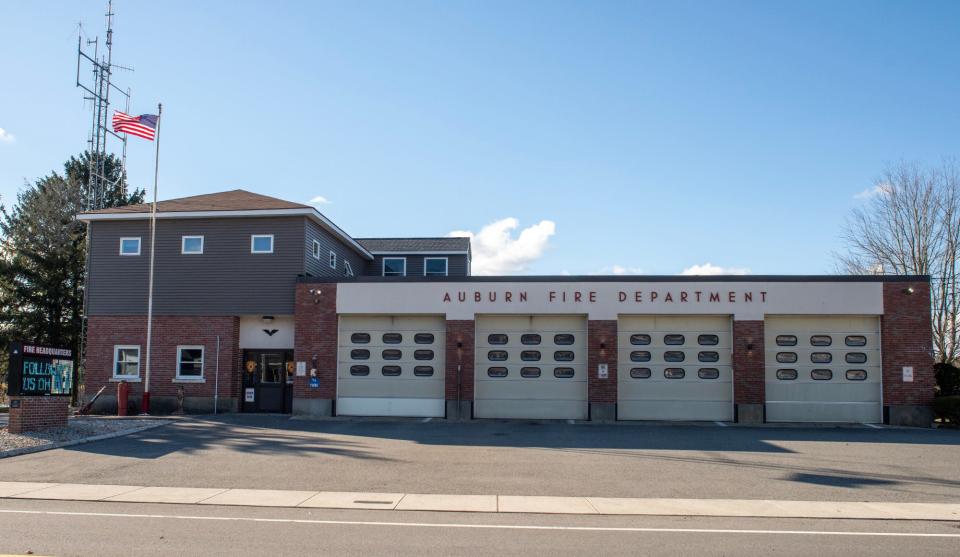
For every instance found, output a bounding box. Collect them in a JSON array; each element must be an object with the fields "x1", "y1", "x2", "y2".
[
  {"x1": 864, "y1": 423, "x2": 883, "y2": 429},
  {"x1": 420, "y1": 418, "x2": 432, "y2": 423},
  {"x1": 714, "y1": 421, "x2": 727, "y2": 427},
  {"x1": 0, "y1": 509, "x2": 957, "y2": 538}
]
